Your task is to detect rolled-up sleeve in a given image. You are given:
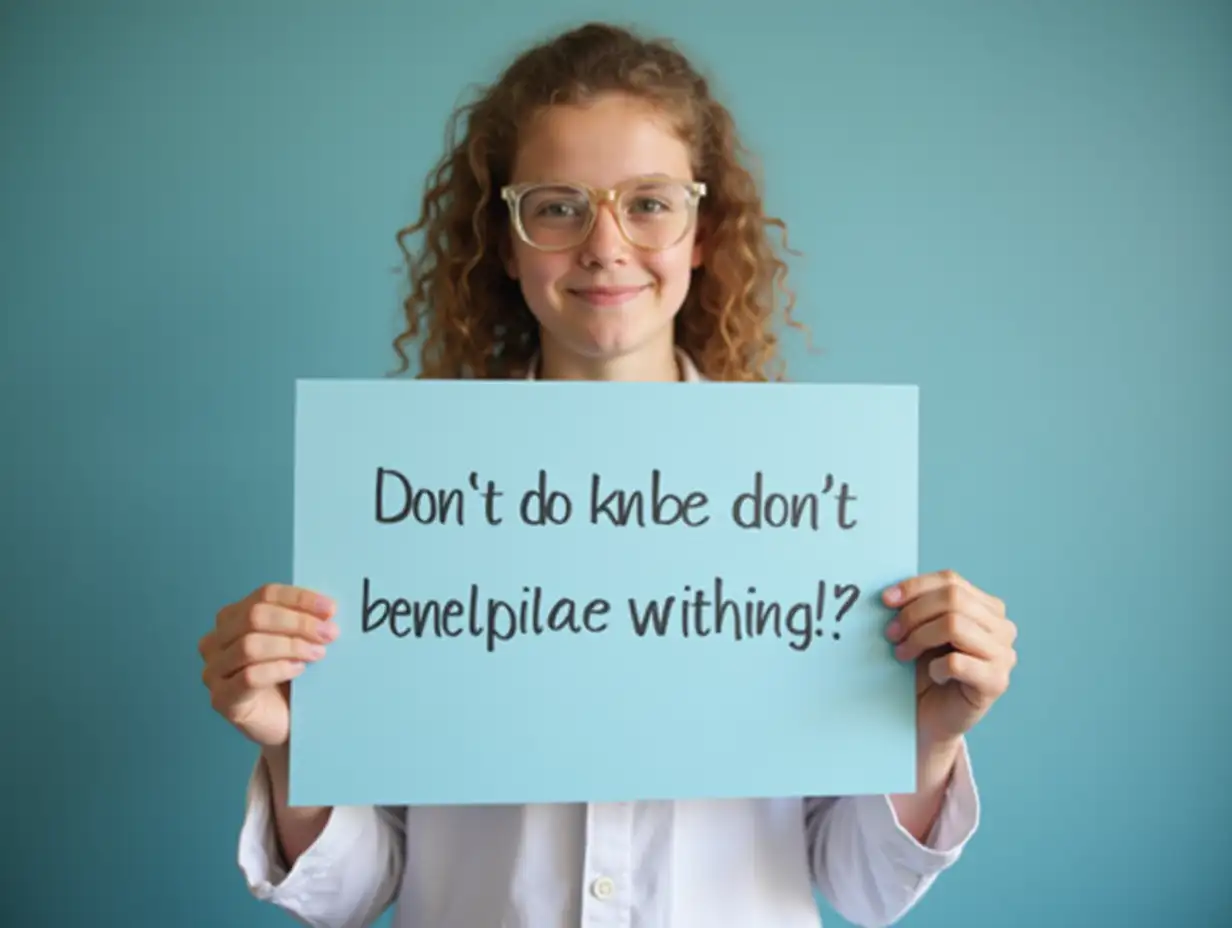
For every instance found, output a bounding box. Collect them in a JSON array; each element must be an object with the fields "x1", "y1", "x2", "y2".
[
  {"x1": 804, "y1": 738, "x2": 980, "y2": 927},
  {"x1": 237, "y1": 756, "x2": 405, "y2": 928}
]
